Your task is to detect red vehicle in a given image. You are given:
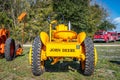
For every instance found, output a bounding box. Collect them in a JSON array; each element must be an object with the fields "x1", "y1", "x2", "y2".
[
  {"x1": 118, "y1": 33, "x2": 120, "y2": 40},
  {"x1": 94, "y1": 30, "x2": 118, "y2": 42}
]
